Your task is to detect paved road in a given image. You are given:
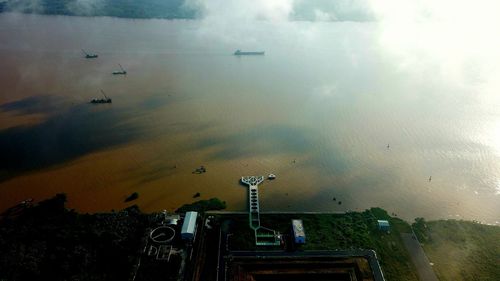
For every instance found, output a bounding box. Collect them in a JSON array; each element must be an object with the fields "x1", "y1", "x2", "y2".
[{"x1": 401, "y1": 233, "x2": 439, "y2": 281}]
